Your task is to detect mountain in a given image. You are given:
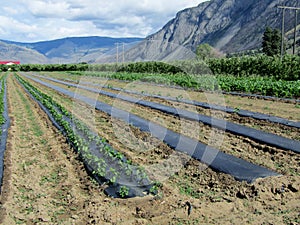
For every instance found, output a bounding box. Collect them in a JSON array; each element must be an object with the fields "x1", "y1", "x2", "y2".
[
  {"x1": 0, "y1": 41, "x2": 48, "y2": 64},
  {"x1": 1, "y1": 0, "x2": 299, "y2": 64},
  {"x1": 116, "y1": 0, "x2": 300, "y2": 62},
  {"x1": 1, "y1": 36, "x2": 143, "y2": 64}
]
